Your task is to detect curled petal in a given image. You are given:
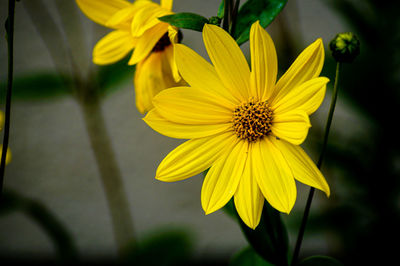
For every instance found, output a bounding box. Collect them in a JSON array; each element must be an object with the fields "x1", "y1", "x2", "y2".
[
  {"x1": 129, "y1": 22, "x2": 169, "y2": 65},
  {"x1": 93, "y1": 30, "x2": 136, "y2": 65},
  {"x1": 76, "y1": 0, "x2": 130, "y2": 28}
]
